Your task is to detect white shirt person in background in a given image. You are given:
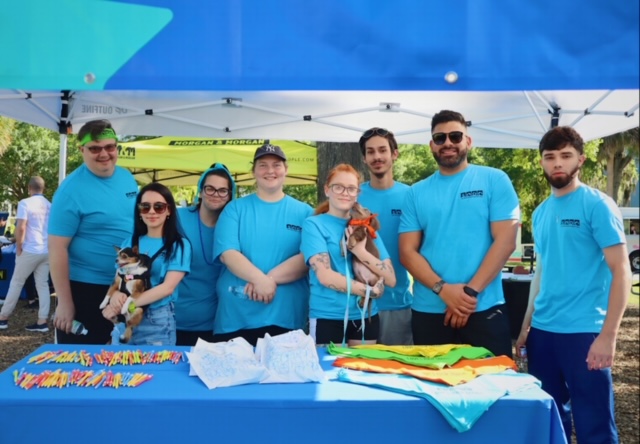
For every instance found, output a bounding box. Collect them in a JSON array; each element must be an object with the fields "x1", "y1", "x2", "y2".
[{"x1": 0, "y1": 176, "x2": 51, "y2": 332}]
